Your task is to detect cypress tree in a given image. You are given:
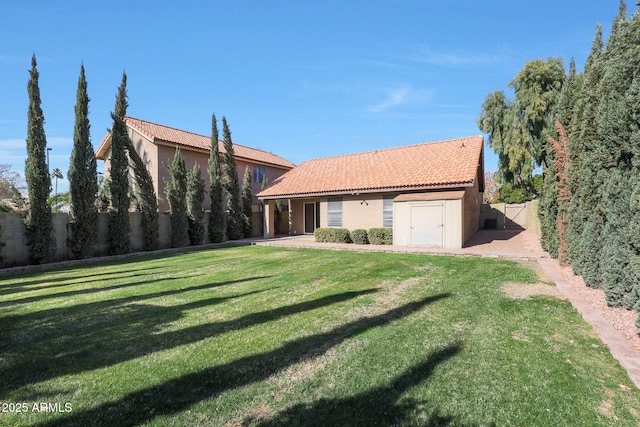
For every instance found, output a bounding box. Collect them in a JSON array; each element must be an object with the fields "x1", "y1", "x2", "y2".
[
  {"x1": 166, "y1": 148, "x2": 189, "y2": 248},
  {"x1": 68, "y1": 64, "x2": 98, "y2": 258},
  {"x1": 126, "y1": 136, "x2": 159, "y2": 251},
  {"x1": 600, "y1": 170, "x2": 635, "y2": 307},
  {"x1": 222, "y1": 117, "x2": 243, "y2": 240},
  {"x1": 539, "y1": 60, "x2": 579, "y2": 261},
  {"x1": 108, "y1": 73, "x2": 132, "y2": 255},
  {"x1": 187, "y1": 162, "x2": 205, "y2": 245},
  {"x1": 596, "y1": 2, "x2": 640, "y2": 310},
  {"x1": 208, "y1": 114, "x2": 225, "y2": 243},
  {"x1": 241, "y1": 166, "x2": 253, "y2": 238},
  {"x1": 566, "y1": 25, "x2": 604, "y2": 278},
  {"x1": 24, "y1": 54, "x2": 55, "y2": 264}
]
